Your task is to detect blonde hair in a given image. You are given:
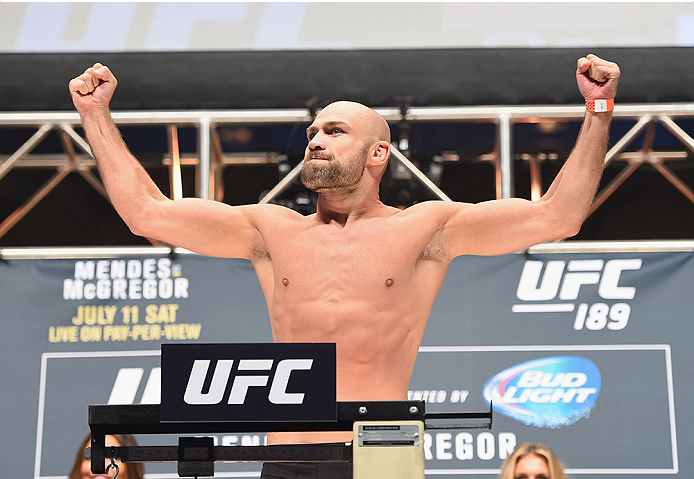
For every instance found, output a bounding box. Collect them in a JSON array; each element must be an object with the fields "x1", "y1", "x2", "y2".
[{"x1": 498, "y1": 443, "x2": 566, "y2": 479}]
